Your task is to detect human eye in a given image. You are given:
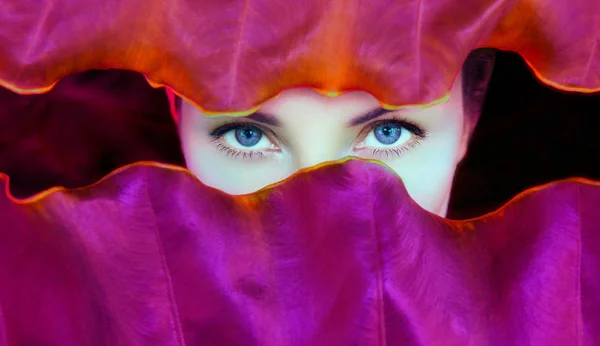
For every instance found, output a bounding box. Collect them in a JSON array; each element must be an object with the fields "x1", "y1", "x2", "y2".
[
  {"x1": 354, "y1": 117, "x2": 427, "y2": 158},
  {"x1": 209, "y1": 121, "x2": 280, "y2": 160}
]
